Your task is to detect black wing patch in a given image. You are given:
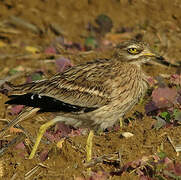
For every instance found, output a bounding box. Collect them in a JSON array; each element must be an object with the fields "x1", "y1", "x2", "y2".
[{"x1": 5, "y1": 93, "x2": 97, "y2": 113}]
